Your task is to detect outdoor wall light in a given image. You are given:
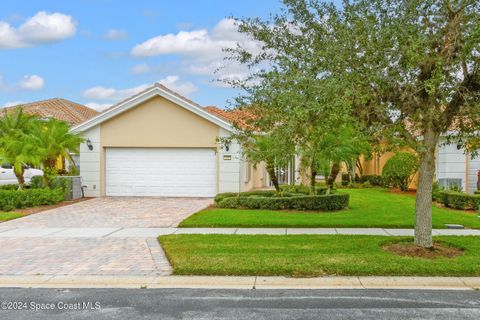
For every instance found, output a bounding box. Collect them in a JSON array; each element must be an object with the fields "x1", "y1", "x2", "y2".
[
  {"x1": 222, "y1": 141, "x2": 230, "y2": 152},
  {"x1": 86, "y1": 139, "x2": 93, "y2": 151}
]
